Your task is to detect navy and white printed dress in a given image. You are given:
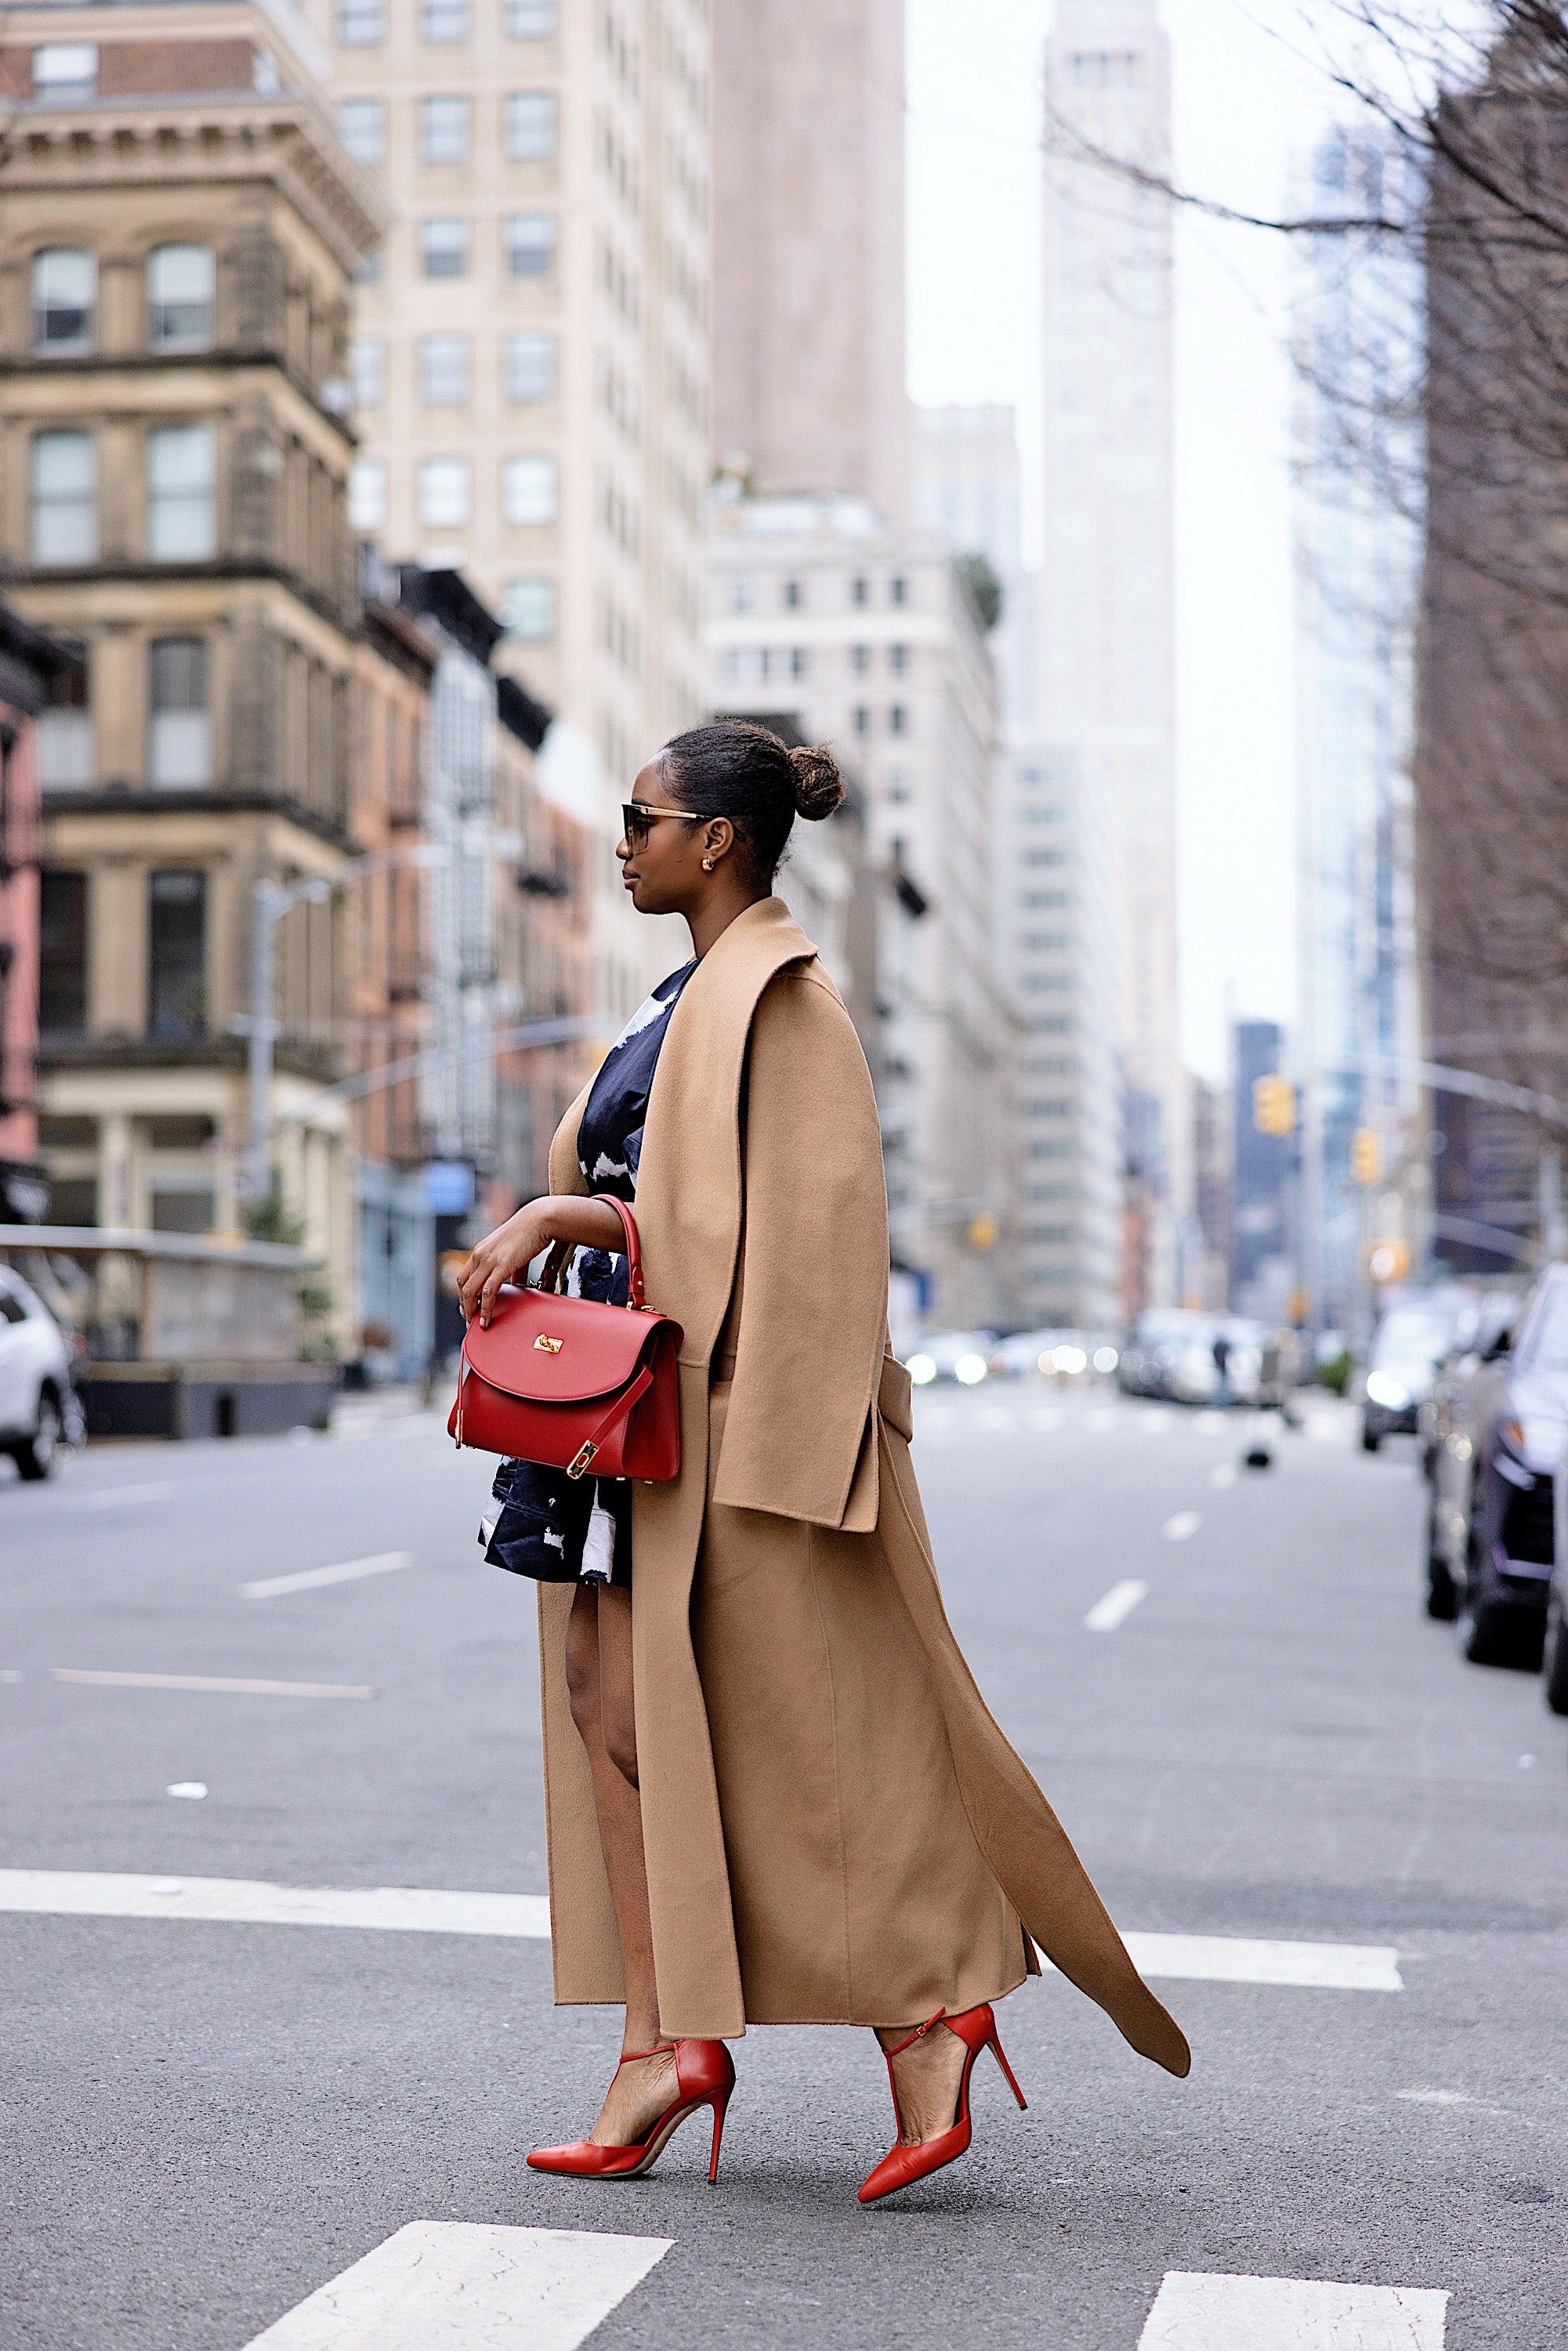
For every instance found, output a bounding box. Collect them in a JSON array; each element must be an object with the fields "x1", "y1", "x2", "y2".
[{"x1": 482, "y1": 961, "x2": 697, "y2": 1591}]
